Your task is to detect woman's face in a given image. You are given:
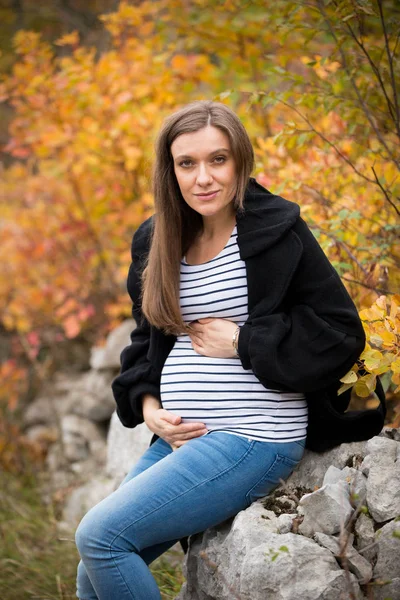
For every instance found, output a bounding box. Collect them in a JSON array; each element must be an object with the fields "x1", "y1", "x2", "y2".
[{"x1": 170, "y1": 125, "x2": 237, "y2": 223}]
